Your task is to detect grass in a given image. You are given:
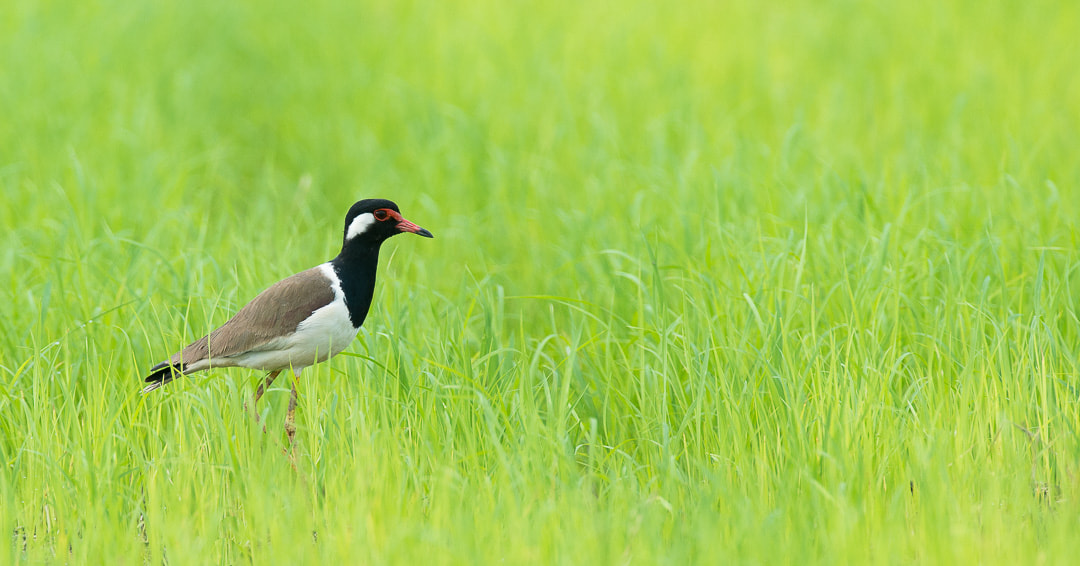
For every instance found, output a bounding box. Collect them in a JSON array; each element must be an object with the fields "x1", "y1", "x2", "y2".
[{"x1": 2, "y1": 0, "x2": 1080, "y2": 563}]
